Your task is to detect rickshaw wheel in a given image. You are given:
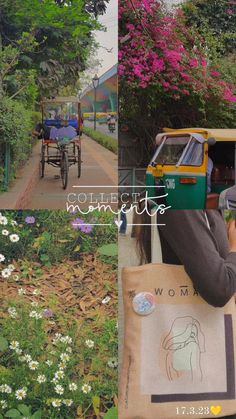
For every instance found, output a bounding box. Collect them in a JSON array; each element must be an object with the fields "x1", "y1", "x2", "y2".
[
  {"x1": 40, "y1": 145, "x2": 45, "y2": 178},
  {"x1": 77, "y1": 146, "x2": 81, "y2": 178},
  {"x1": 60, "y1": 150, "x2": 69, "y2": 190}
]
